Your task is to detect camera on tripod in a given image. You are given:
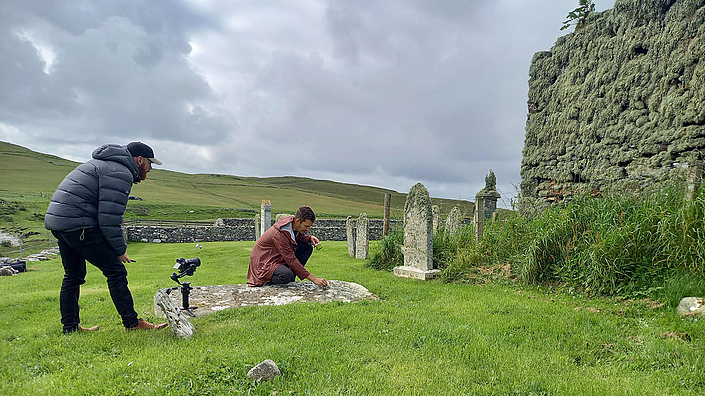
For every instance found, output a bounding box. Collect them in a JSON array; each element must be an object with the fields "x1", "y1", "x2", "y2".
[
  {"x1": 168, "y1": 257, "x2": 201, "y2": 317},
  {"x1": 171, "y1": 257, "x2": 201, "y2": 281}
]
